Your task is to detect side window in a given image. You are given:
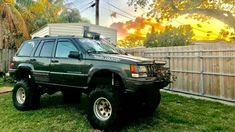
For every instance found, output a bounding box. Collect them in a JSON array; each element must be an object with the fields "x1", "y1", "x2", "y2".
[
  {"x1": 55, "y1": 41, "x2": 78, "y2": 58},
  {"x1": 34, "y1": 41, "x2": 43, "y2": 57},
  {"x1": 18, "y1": 41, "x2": 37, "y2": 56},
  {"x1": 39, "y1": 41, "x2": 54, "y2": 57}
]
